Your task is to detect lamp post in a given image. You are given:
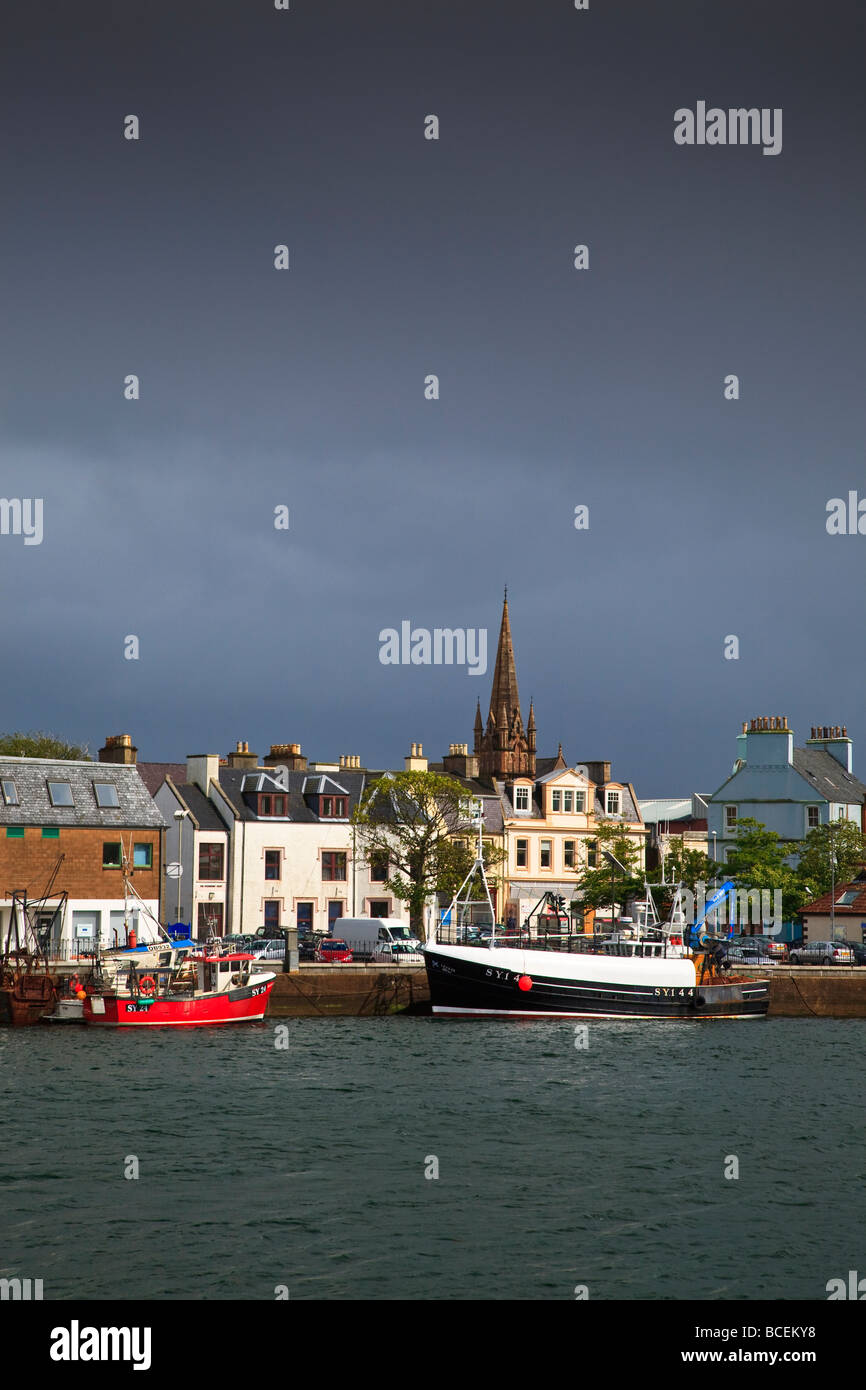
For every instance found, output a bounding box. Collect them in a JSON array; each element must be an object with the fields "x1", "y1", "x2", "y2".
[
  {"x1": 830, "y1": 818, "x2": 837, "y2": 942},
  {"x1": 173, "y1": 809, "x2": 189, "y2": 925}
]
